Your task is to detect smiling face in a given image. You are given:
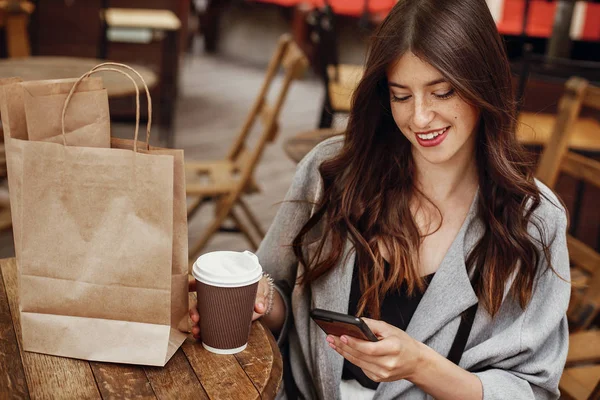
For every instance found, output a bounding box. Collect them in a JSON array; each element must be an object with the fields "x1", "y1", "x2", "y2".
[{"x1": 387, "y1": 52, "x2": 480, "y2": 167}]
